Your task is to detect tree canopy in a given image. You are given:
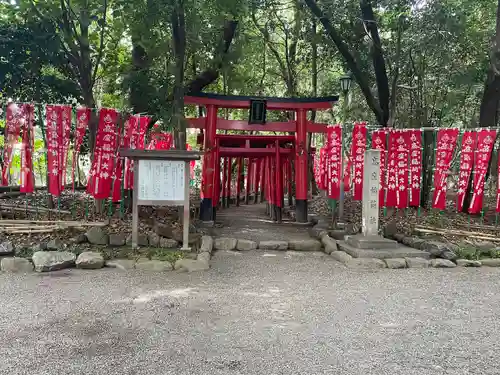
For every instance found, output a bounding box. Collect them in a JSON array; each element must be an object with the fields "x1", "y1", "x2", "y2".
[{"x1": 1, "y1": 0, "x2": 499, "y2": 129}]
